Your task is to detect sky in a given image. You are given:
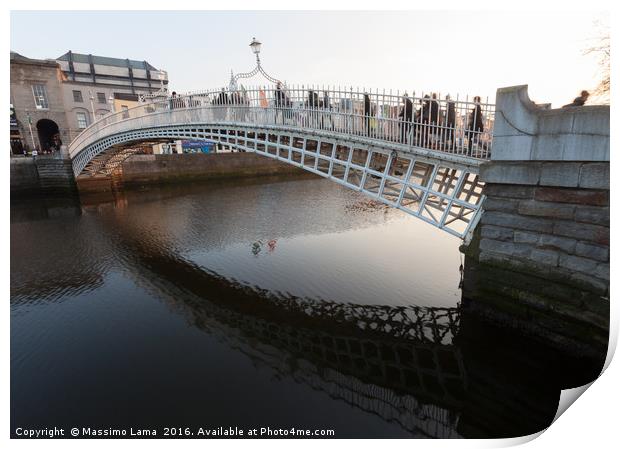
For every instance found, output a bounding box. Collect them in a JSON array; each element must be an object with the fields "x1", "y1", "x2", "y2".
[{"x1": 10, "y1": 10, "x2": 609, "y2": 107}]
